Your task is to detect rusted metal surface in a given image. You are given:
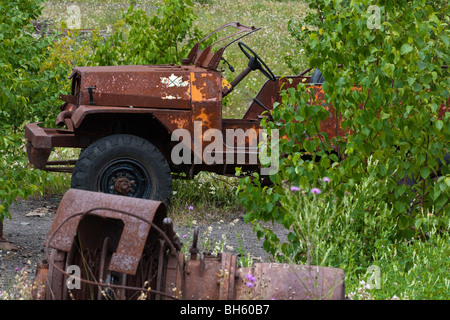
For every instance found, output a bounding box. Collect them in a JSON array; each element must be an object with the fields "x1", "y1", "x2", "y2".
[
  {"x1": 187, "y1": 22, "x2": 259, "y2": 70},
  {"x1": 36, "y1": 189, "x2": 181, "y2": 300},
  {"x1": 72, "y1": 65, "x2": 192, "y2": 109},
  {"x1": 31, "y1": 260, "x2": 48, "y2": 299},
  {"x1": 183, "y1": 240, "x2": 345, "y2": 300},
  {"x1": 23, "y1": 22, "x2": 270, "y2": 174},
  {"x1": 46, "y1": 189, "x2": 167, "y2": 275},
  {"x1": 34, "y1": 189, "x2": 345, "y2": 300},
  {"x1": 235, "y1": 263, "x2": 345, "y2": 300},
  {"x1": 25, "y1": 122, "x2": 86, "y2": 171}
]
